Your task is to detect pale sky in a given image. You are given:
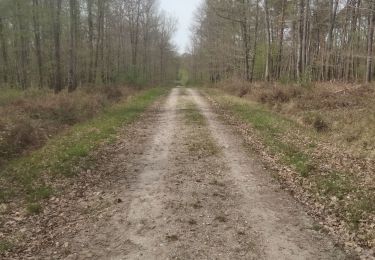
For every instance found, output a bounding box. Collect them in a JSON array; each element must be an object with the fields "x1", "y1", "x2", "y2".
[{"x1": 159, "y1": 0, "x2": 203, "y2": 54}]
